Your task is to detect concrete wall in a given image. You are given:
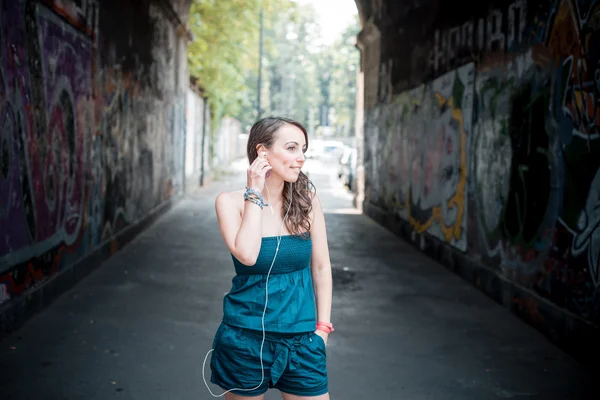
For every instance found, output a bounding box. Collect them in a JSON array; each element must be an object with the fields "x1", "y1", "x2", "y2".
[
  {"x1": 0, "y1": 0, "x2": 190, "y2": 334},
  {"x1": 358, "y1": 0, "x2": 600, "y2": 363},
  {"x1": 214, "y1": 116, "x2": 245, "y2": 166},
  {"x1": 185, "y1": 88, "x2": 211, "y2": 190}
]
